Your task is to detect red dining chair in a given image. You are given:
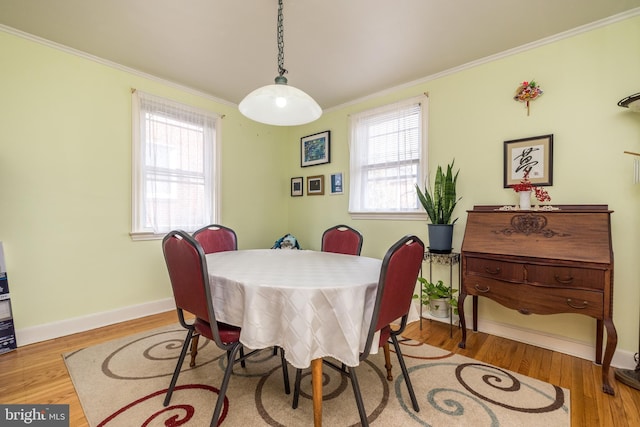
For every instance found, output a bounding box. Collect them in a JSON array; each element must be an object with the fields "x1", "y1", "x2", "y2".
[
  {"x1": 292, "y1": 235, "x2": 424, "y2": 426},
  {"x1": 190, "y1": 224, "x2": 238, "y2": 367},
  {"x1": 321, "y1": 224, "x2": 363, "y2": 255},
  {"x1": 193, "y1": 224, "x2": 238, "y2": 254},
  {"x1": 321, "y1": 224, "x2": 399, "y2": 379},
  {"x1": 162, "y1": 230, "x2": 290, "y2": 427}
]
